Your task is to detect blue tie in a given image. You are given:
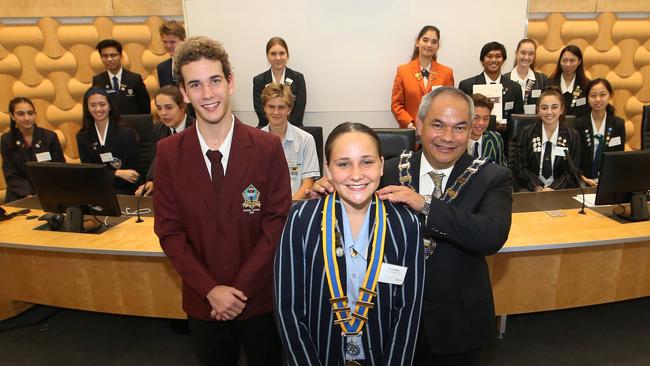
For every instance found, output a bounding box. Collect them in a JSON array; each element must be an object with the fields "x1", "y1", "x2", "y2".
[
  {"x1": 112, "y1": 76, "x2": 119, "y2": 92},
  {"x1": 592, "y1": 134, "x2": 604, "y2": 178}
]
